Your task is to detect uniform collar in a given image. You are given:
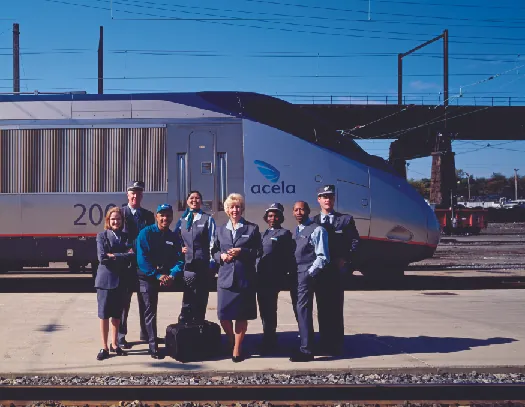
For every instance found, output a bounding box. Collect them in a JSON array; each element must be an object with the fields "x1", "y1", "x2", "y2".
[
  {"x1": 297, "y1": 218, "x2": 313, "y2": 231},
  {"x1": 128, "y1": 204, "x2": 140, "y2": 215},
  {"x1": 226, "y1": 218, "x2": 245, "y2": 231}
]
